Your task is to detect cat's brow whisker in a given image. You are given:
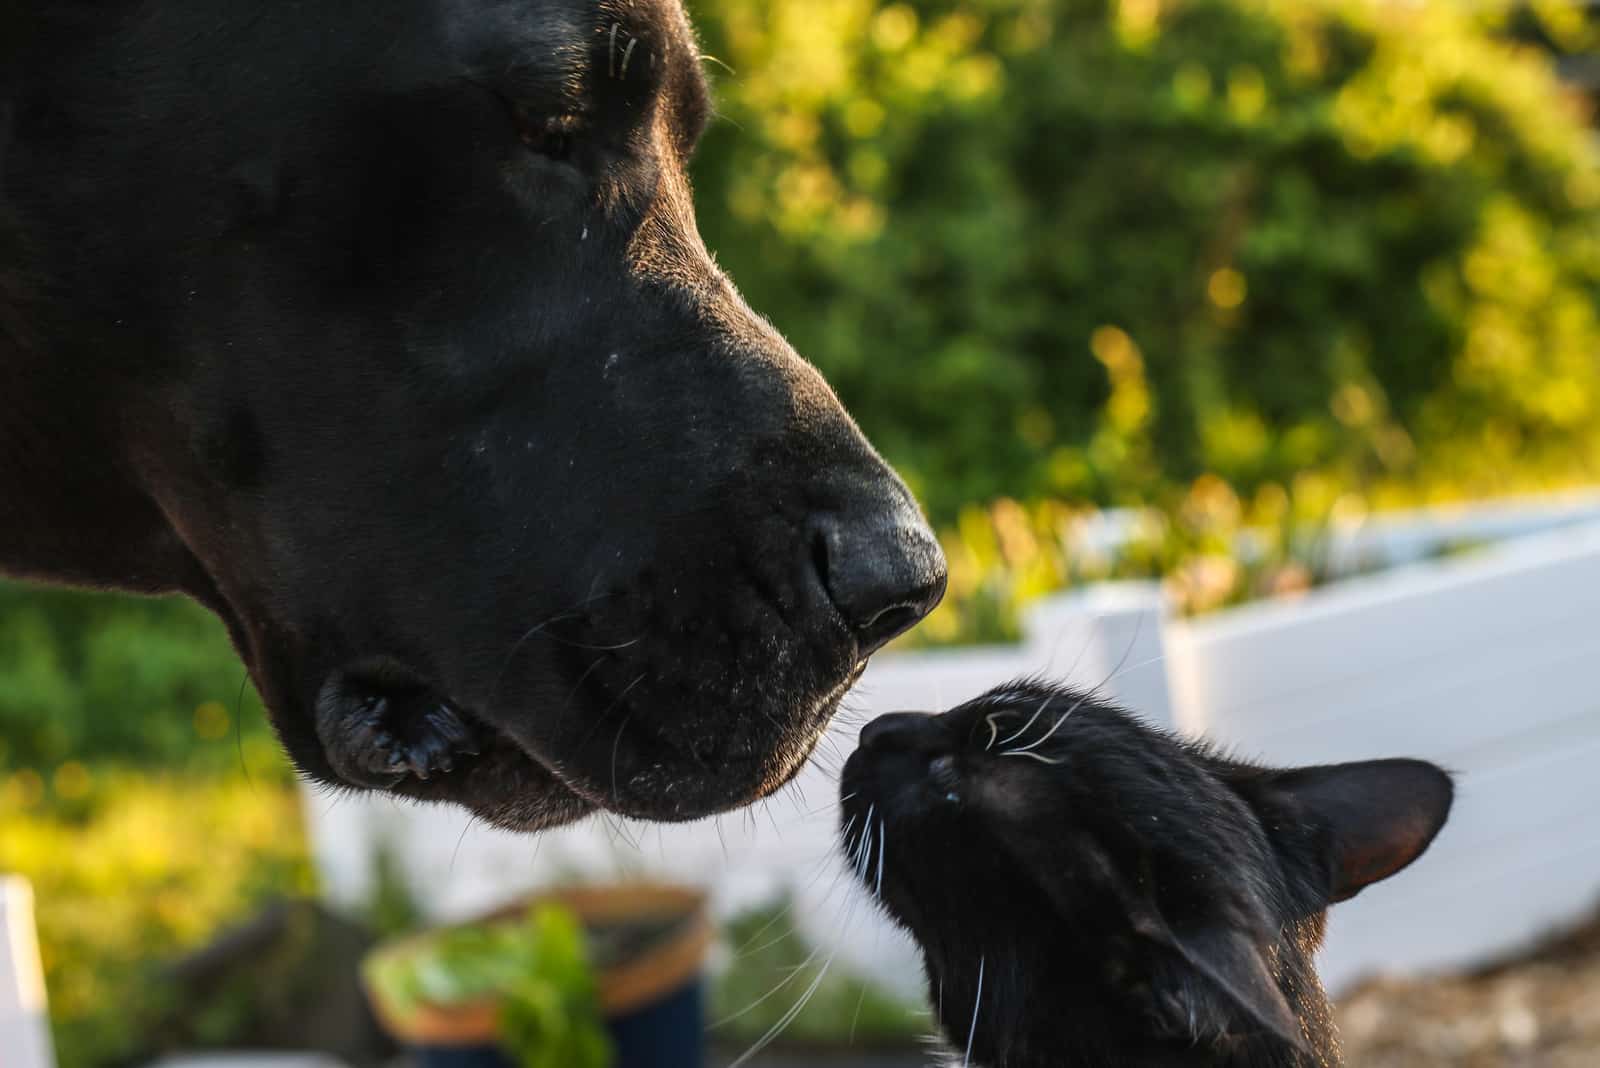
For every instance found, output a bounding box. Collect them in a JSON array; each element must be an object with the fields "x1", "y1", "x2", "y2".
[
  {"x1": 1009, "y1": 703, "x2": 1075, "y2": 754},
  {"x1": 997, "y1": 694, "x2": 1052, "y2": 747},
  {"x1": 1006, "y1": 628, "x2": 1166, "y2": 762},
  {"x1": 964, "y1": 954, "x2": 986, "y2": 1068},
  {"x1": 999, "y1": 749, "x2": 1065, "y2": 765},
  {"x1": 1048, "y1": 618, "x2": 1095, "y2": 681},
  {"x1": 983, "y1": 711, "x2": 1006, "y2": 751}
]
